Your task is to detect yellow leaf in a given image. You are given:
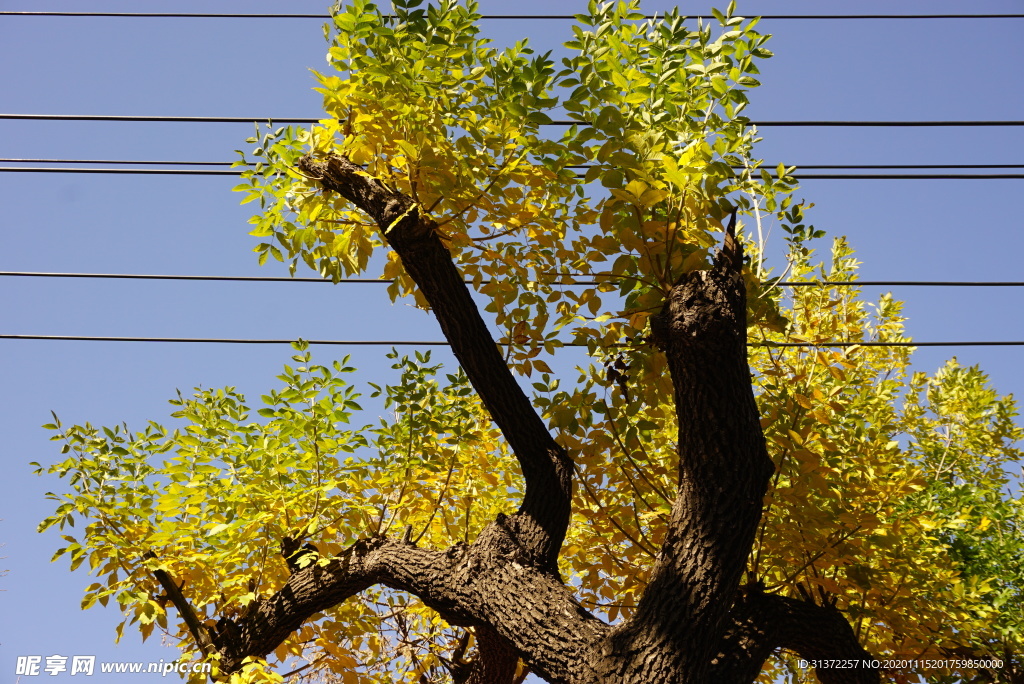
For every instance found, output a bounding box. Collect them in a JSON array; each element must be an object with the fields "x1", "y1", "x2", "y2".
[{"x1": 681, "y1": 249, "x2": 707, "y2": 273}]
